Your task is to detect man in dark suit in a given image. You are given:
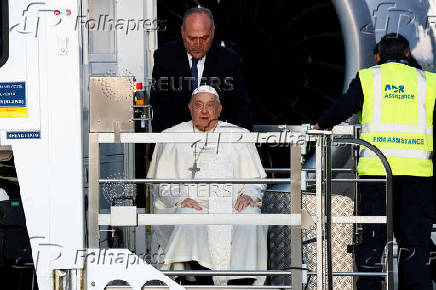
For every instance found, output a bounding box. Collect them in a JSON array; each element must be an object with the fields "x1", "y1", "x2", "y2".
[{"x1": 150, "y1": 7, "x2": 253, "y2": 132}]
